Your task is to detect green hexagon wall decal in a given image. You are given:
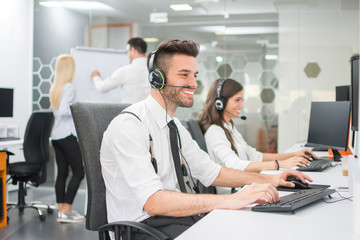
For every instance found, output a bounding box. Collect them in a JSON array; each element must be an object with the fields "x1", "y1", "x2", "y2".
[{"x1": 304, "y1": 62, "x2": 321, "y2": 78}]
